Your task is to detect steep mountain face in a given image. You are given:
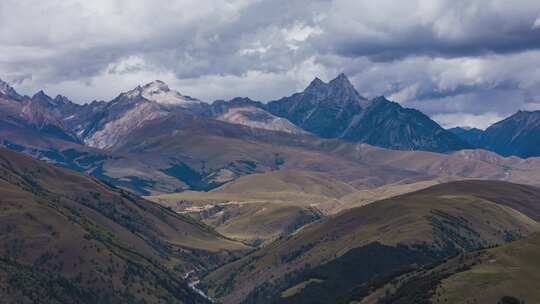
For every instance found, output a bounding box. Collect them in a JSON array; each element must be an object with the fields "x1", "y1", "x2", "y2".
[
  {"x1": 83, "y1": 80, "x2": 211, "y2": 149},
  {"x1": 266, "y1": 73, "x2": 369, "y2": 138},
  {"x1": 0, "y1": 148, "x2": 248, "y2": 303},
  {"x1": 210, "y1": 97, "x2": 307, "y2": 134},
  {"x1": 342, "y1": 97, "x2": 471, "y2": 152},
  {"x1": 30, "y1": 90, "x2": 109, "y2": 138},
  {"x1": 5, "y1": 76, "x2": 540, "y2": 197},
  {"x1": 448, "y1": 126, "x2": 484, "y2": 146},
  {"x1": 449, "y1": 112, "x2": 540, "y2": 158},
  {"x1": 203, "y1": 180, "x2": 540, "y2": 304},
  {"x1": 0, "y1": 79, "x2": 23, "y2": 101},
  {"x1": 0, "y1": 80, "x2": 80, "y2": 143},
  {"x1": 481, "y1": 110, "x2": 540, "y2": 158},
  {"x1": 266, "y1": 74, "x2": 470, "y2": 152}
]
